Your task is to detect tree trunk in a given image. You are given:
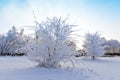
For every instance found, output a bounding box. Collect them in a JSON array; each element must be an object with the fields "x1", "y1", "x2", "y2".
[{"x1": 92, "y1": 56, "x2": 95, "y2": 60}]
